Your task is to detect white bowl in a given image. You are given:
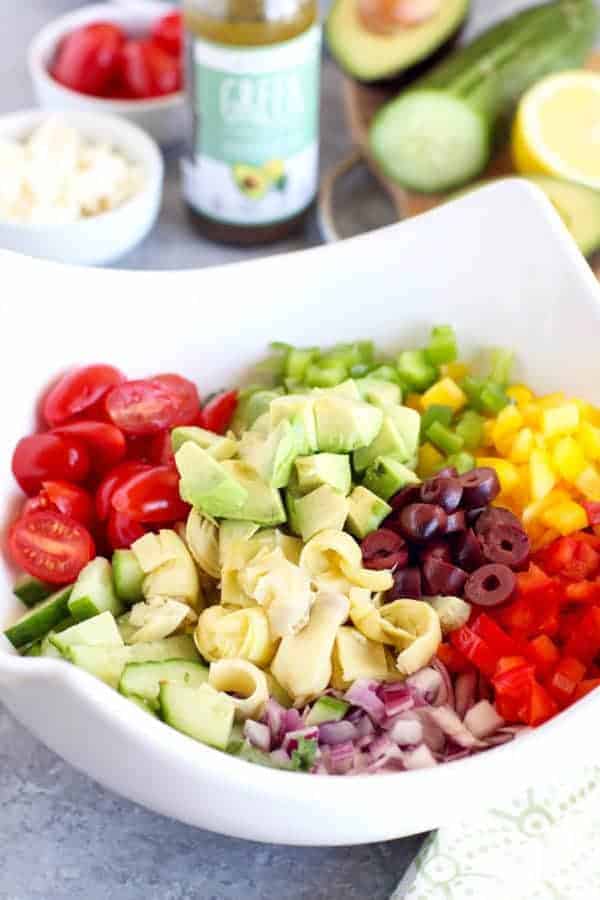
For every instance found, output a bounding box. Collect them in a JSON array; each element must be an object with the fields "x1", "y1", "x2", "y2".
[
  {"x1": 0, "y1": 109, "x2": 163, "y2": 266},
  {"x1": 28, "y1": 2, "x2": 185, "y2": 147},
  {"x1": 1, "y1": 180, "x2": 599, "y2": 845}
]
